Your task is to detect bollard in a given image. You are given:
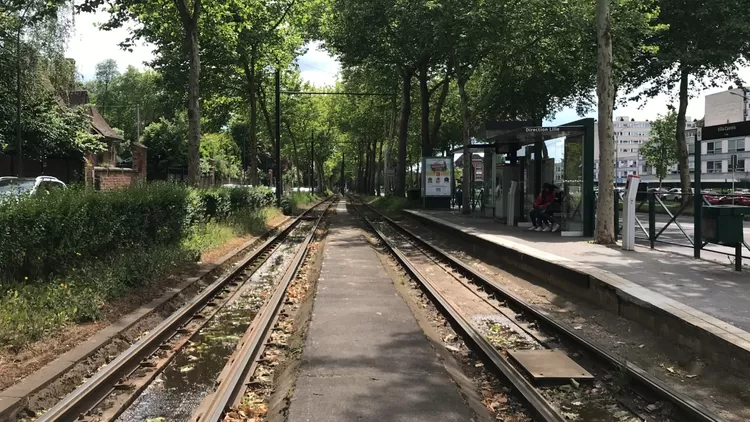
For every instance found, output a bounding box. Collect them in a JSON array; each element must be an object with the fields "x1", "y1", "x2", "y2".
[{"x1": 649, "y1": 193, "x2": 655, "y2": 249}]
